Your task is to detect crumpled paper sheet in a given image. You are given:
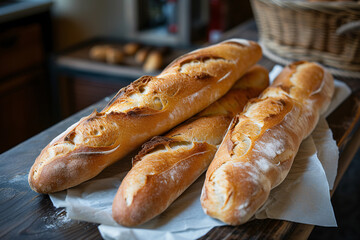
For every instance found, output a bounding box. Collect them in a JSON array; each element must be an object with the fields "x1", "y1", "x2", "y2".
[{"x1": 50, "y1": 65, "x2": 351, "y2": 240}]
